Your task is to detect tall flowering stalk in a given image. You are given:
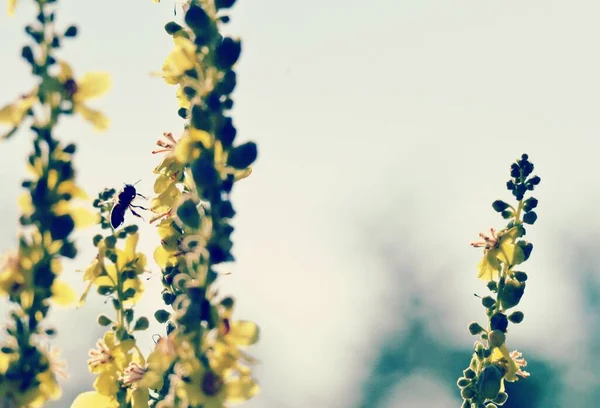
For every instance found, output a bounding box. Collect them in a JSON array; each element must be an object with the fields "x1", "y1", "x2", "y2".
[
  {"x1": 70, "y1": 0, "x2": 261, "y2": 407},
  {"x1": 146, "y1": 0, "x2": 261, "y2": 406},
  {"x1": 457, "y1": 154, "x2": 540, "y2": 408},
  {"x1": 70, "y1": 190, "x2": 150, "y2": 408},
  {"x1": 0, "y1": 0, "x2": 109, "y2": 406}
]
